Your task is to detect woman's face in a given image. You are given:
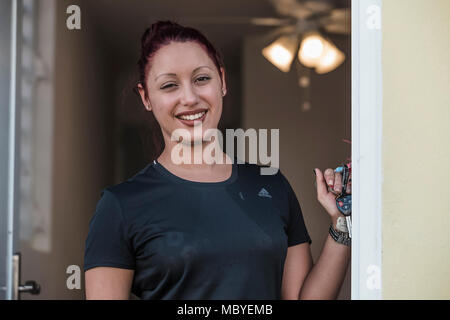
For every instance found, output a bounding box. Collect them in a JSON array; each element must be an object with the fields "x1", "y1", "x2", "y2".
[{"x1": 139, "y1": 41, "x2": 226, "y2": 145}]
